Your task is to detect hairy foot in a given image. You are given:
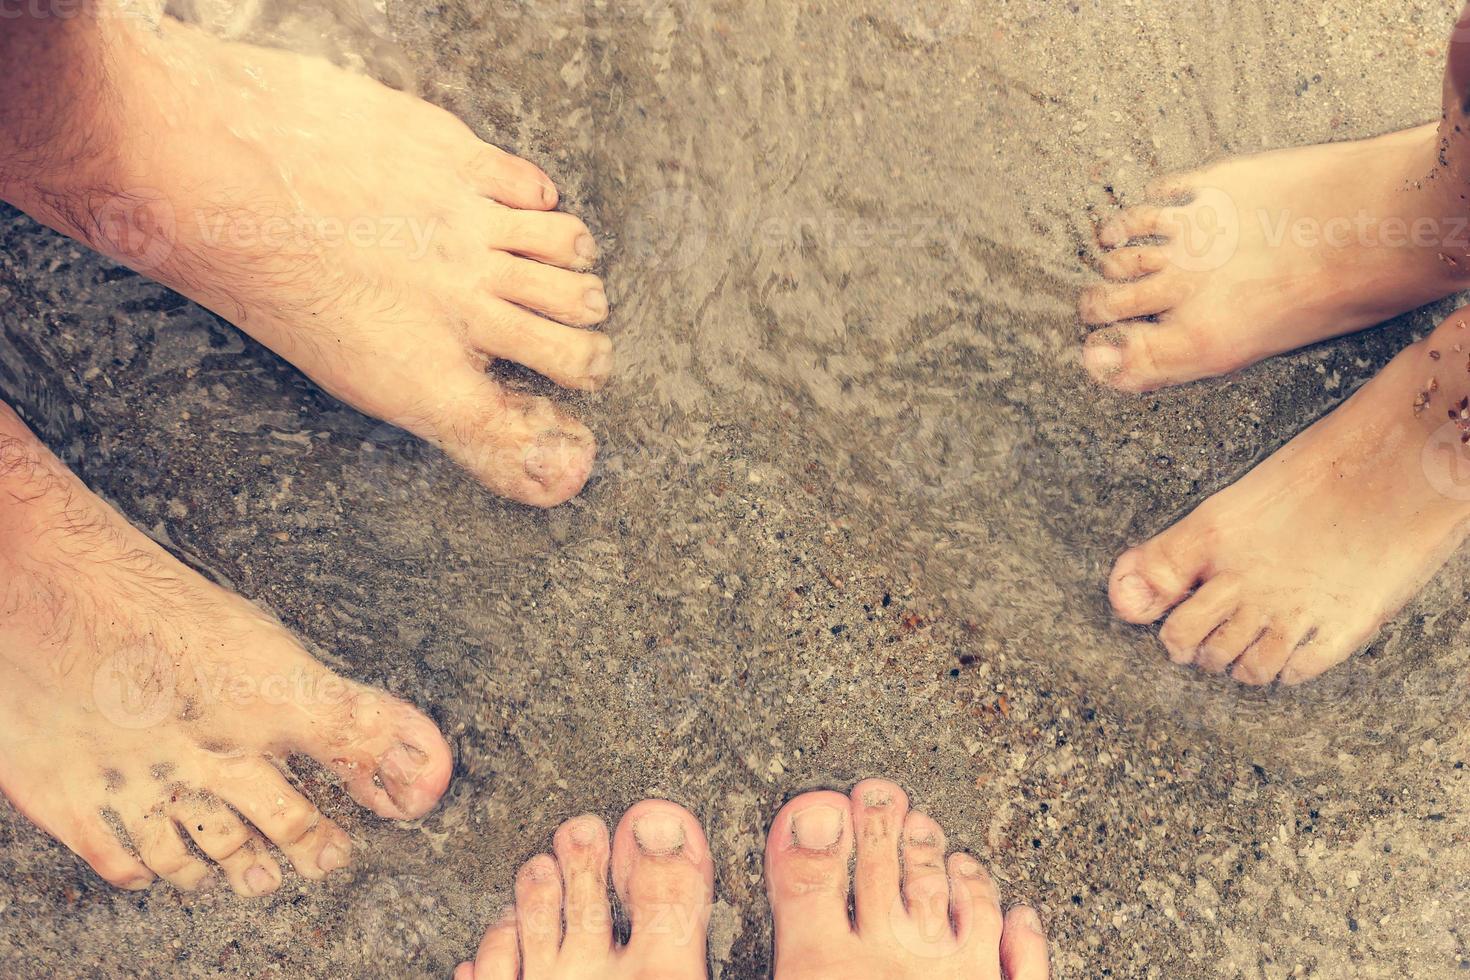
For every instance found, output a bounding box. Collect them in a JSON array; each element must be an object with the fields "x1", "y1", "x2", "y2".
[
  {"x1": 455, "y1": 800, "x2": 714, "y2": 980},
  {"x1": 1080, "y1": 13, "x2": 1470, "y2": 393},
  {"x1": 1109, "y1": 306, "x2": 1470, "y2": 685},
  {"x1": 765, "y1": 778, "x2": 1048, "y2": 980},
  {"x1": 0, "y1": 404, "x2": 452, "y2": 893},
  {"x1": 2, "y1": 11, "x2": 609, "y2": 507}
]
